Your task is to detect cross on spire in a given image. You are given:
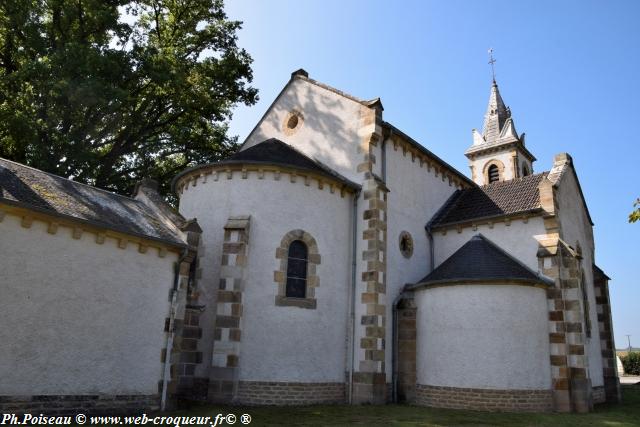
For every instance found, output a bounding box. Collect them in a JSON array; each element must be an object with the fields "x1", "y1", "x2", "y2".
[{"x1": 488, "y1": 48, "x2": 496, "y2": 83}]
